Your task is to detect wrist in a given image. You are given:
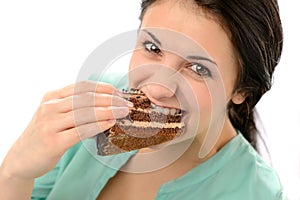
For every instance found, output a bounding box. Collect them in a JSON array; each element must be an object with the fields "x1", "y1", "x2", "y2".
[
  {"x1": 0, "y1": 161, "x2": 34, "y2": 184},
  {"x1": 0, "y1": 163, "x2": 34, "y2": 185},
  {"x1": 0, "y1": 164, "x2": 34, "y2": 199}
]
